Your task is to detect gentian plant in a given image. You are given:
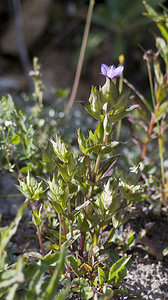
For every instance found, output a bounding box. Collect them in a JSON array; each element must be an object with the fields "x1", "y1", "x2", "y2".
[
  {"x1": 29, "y1": 63, "x2": 144, "y2": 297},
  {"x1": 0, "y1": 57, "x2": 143, "y2": 299}
]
